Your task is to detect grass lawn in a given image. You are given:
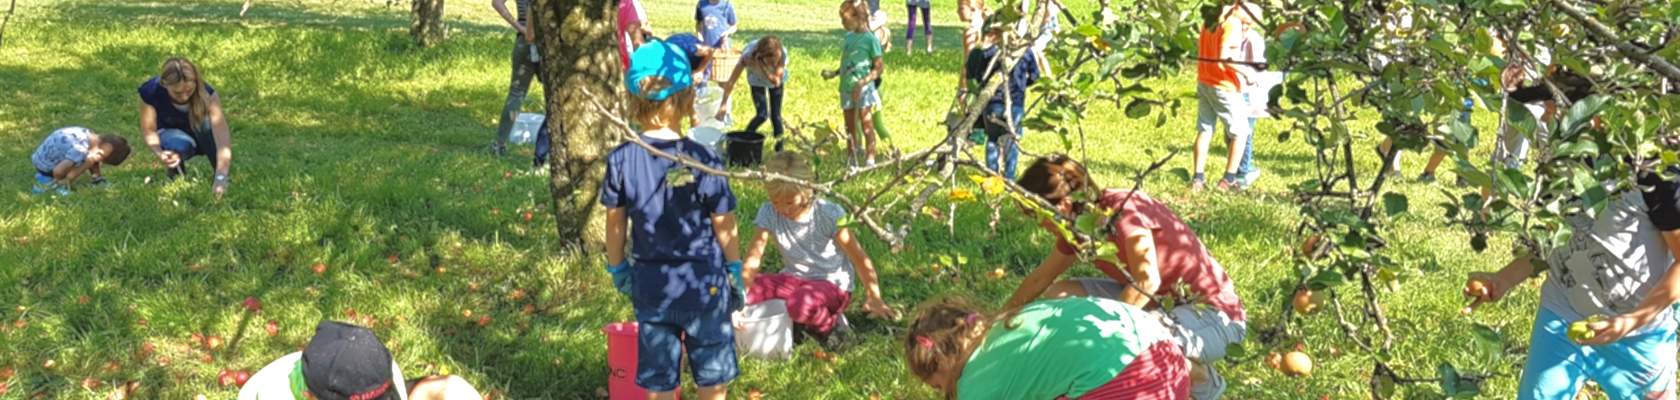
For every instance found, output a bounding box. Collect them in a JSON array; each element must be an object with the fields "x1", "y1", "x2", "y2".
[{"x1": 0, "y1": 0, "x2": 1564, "y2": 398}]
